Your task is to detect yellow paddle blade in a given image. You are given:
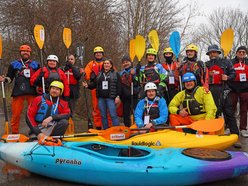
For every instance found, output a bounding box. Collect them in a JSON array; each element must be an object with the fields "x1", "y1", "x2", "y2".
[
  {"x1": 0, "y1": 33, "x2": 2, "y2": 59},
  {"x1": 134, "y1": 35, "x2": 146, "y2": 62},
  {"x1": 63, "y1": 27, "x2": 72, "y2": 49},
  {"x1": 129, "y1": 39, "x2": 135, "y2": 62},
  {"x1": 34, "y1": 25, "x2": 45, "y2": 49},
  {"x1": 220, "y1": 28, "x2": 234, "y2": 57},
  {"x1": 148, "y1": 30, "x2": 159, "y2": 52},
  {"x1": 4, "y1": 121, "x2": 9, "y2": 135}
]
